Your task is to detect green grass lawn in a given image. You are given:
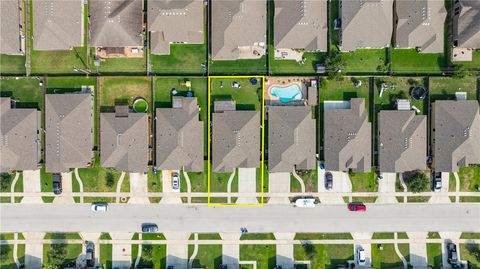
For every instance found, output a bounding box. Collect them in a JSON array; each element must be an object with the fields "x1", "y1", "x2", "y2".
[
  {"x1": 43, "y1": 244, "x2": 82, "y2": 268},
  {"x1": 460, "y1": 244, "x2": 480, "y2": 269},
  {"x1": 240, "y1": 244, "x2": 276, "y2": 269},
  {"x1": 342, "y1": 49, "x2": 389, "y2": 75},
  {"x1": 210, "y1": 77, "x2": 263, "y2": 111},
  {"x1": 135, "y1": 244, "x2": 166, "y2": 269},
  {"x1": 150, "y1": 44, "x2": 207, "y2": 75},
  {"x1": 270, "y1": 52, "x2": 327, "y2": 75},
  {"x1": 181, "y1": 161, "x2": 208, "y2": 193},
  {"x1": 100, "y1": 244, "x2": 112, "y2": 269},
  {"x1": 427, "y1": 243, "x2": 442, "y2": 269},
  {"x1": 350, "y1": 167, "x2": 378, "y2": 192},
  {"x1": 391, "y1": 49, "x2": 447, "y2": 75},
  {"x1": 294, "y1": 244, "x2": 353, "y2": 269},
  {"x1": 0, "y1": 244, "x2": 16, "y2": 269},
  {"x1": 374, "y1": 77, "x2": 427, "y2": 114},
  {"x1": 91, "y1": 50, "x2": 146, "y2": 74},
  {"x1": 44, "y1": 233, "x2": 81, "y2": 240},
  {"x1": 40, "y1": 166, "x2": 53, "y2": 193},
  {"x1": 189, "y1": 233, "x2": 222, "y2": 240},
  {"x1": 294, "y1": 233, "x2": 353, "y2": 240},
  {"x1": 456, "y1": 49, "x2": 480, "y2": 71},
  {"x1": 31, "y1": 47, "x2": 88, "y2": 75},
  {"x1": 0, "y1": 55, "x2": 26, "y2": 75},
  {"x1": 188, "y1": 244, "x2": 222, "y2": 269},
  {"x1": 320, "y1": 77, "x2": 370, "y2": 105},
  {"x1": 458, "y1": 165, "x2": 480, "y2": 192},
  {"x1": 0, "y1": 77, "x2": 43, "y2": 108},
  {"x1": 147, "y1": 168, "x2": 162, "y2": 194},
  {"x1": 210, "y1": 170, "x2": 237, "y2": 193},
  {"x1": 77, "y1": 153, "x2": 128, "y2": 192},
  {"x1": 429, "y1": 77, "x2": 478, "y2": 101},
  {"x1": 100, "y1": 76, "x2": 151, "y2": 111},
  {"x1": 240, "y1": 233, "x2": 275, "y2": 240},
  {"x1": 209, "y1": 57, "x2": 267, "y2": 75},
  {"x1": 46, "y1": 77, "x2": 97, "y2": 93},
  {"x1": 371, "y1": 244, "x2": 405, "y2": 269},
  {"x1": 291, "y1": 168, "x2": 318, "y2": 192}
]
